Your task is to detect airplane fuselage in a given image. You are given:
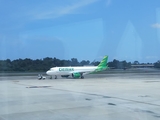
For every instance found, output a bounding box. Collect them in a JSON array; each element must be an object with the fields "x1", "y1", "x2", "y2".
[
  {"x1": 46, "y1": 66, "x2": 97, "y2": 76},
  {"x1": 46, "y1": 55, "x2": 108, "y2": 79}
]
